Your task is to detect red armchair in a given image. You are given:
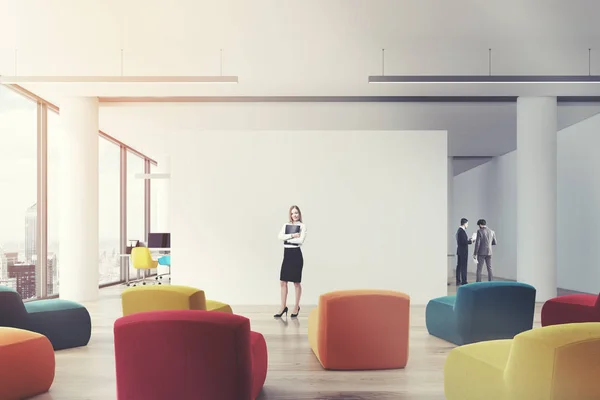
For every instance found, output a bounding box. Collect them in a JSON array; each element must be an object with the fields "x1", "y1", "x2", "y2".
[
  {"x1": 541, "y1": 293, "x2": 600, "y2": 327},
  {"x1": 114, "y1": 310, "x2": 268, "y2": 400}
]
